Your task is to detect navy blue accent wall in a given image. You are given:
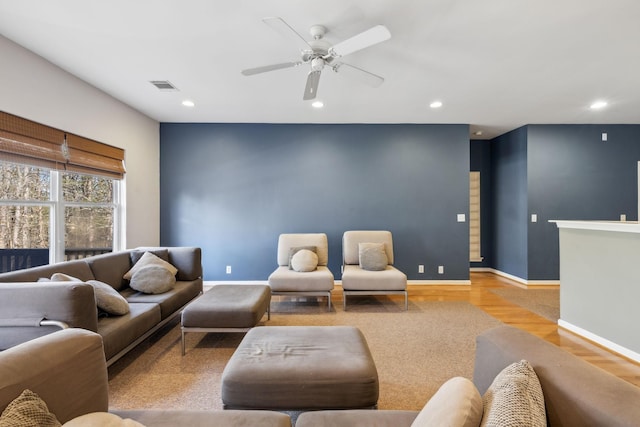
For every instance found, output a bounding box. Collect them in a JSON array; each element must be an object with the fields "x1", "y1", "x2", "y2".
[
  {"x1": 470, "y1": 140, "x2": 492, "y2": 268},
  {"x1": 160, "y1": 123, "x2": 470, "y2": 281},
  {"x1": 526, "y1": 124, "x2": 640, "y2": 280},
  {"x1": 491, "y1": 127, "x2": 528, "y2": 279}
]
